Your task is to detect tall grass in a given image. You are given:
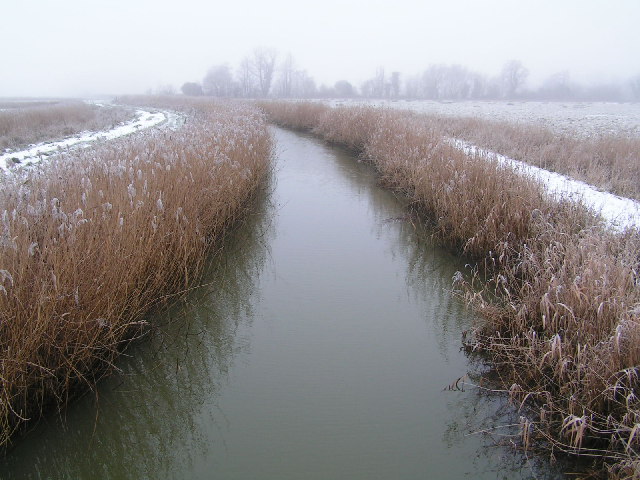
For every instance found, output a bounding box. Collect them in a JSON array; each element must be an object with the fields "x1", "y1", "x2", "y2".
[
  {"x1": 260, "y1": 101, "x2": 640, "y2": 477},
  {"x1": 0, "y1": 99, "x2": 272, "y2": 448},
  {"x1": 0, "y1": 101, "x2": 133, "y2": 151},
  {"x1": 423, "y1": 115, "x2": 640, "y2": 201}
]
